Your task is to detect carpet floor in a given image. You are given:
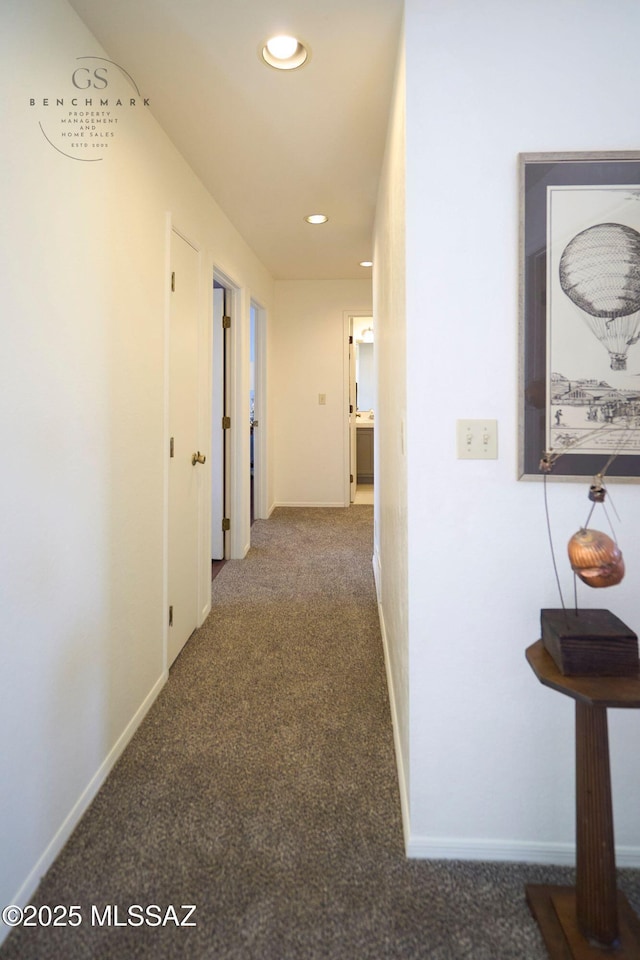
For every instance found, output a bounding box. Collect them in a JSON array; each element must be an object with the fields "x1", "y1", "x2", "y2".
[{"x1": 2, "y1": 506, "x2": 639, "y2": 959}]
